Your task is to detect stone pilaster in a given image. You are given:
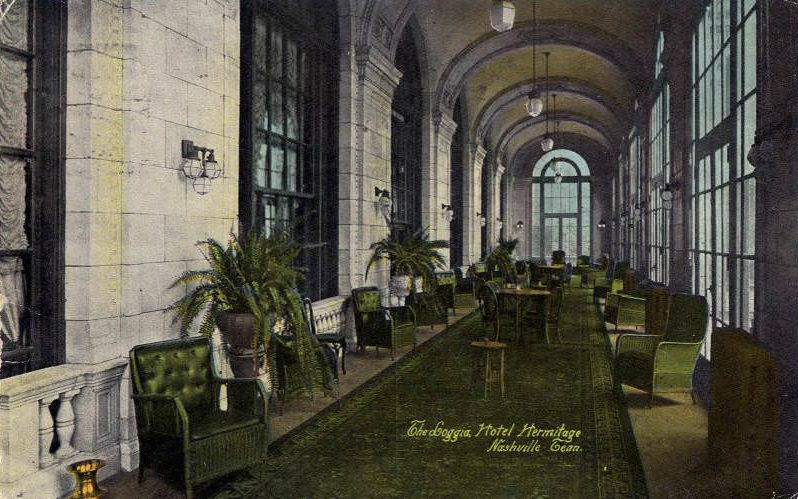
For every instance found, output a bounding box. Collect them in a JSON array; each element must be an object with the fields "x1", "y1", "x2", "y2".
[
  {"x1": 426, "y1": 112, "x2": 458, "y2": 265},
  {"x1": 338, "y1": 46, "x2": 402, "y2": 294},
  {"x1": 464, "y1": 144, "x2": 487, "y2": 263}
]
